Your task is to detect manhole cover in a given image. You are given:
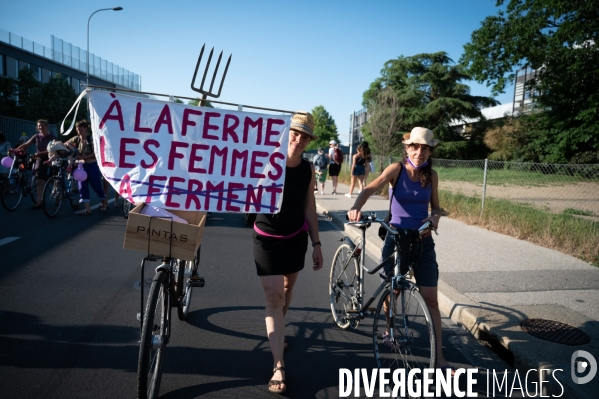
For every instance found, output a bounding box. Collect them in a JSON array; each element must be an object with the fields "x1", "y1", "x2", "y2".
[
  {"x1": 133, "y1": 278, "x2": 154, "y2": 291},
  {"x1": 521, "y1": 319, "x2": 590, "y2": 345}
]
